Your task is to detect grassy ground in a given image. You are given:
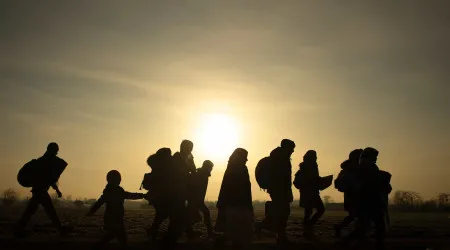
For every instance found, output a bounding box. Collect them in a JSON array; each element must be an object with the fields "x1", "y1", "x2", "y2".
[{"x1": 0, "y1": 205, "x2": 449, "y2": 249}]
